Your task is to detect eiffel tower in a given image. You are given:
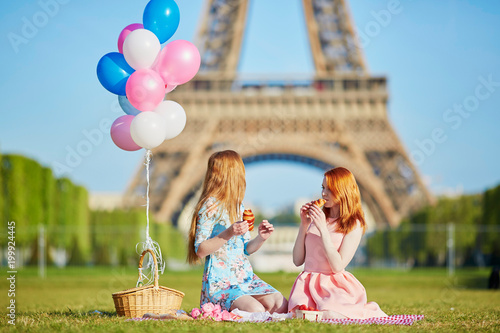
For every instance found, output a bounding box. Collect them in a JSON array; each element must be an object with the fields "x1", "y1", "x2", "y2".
[{"x1": 124, "y1": 0, "x2": 432, "y2": 229}]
